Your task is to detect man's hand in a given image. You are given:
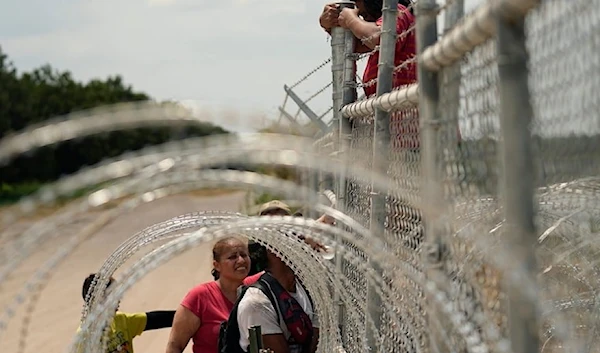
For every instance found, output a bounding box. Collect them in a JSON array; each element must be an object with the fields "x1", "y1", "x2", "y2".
[
  {"x1": 316, "y1": 214, "x2": 335, "y2": 226},
  {"x1": 300, "y1": 214, "x2": 336, "y2": 252},
  {"x1": 319, "y1": 3, "x2": 339, "y2": 31},
  {"x1": 338, "y1": 7, "x2": 360, "y2": 29},
  {"x1": 304, "y1": 237, "x2": 327, "y2": 252}
]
